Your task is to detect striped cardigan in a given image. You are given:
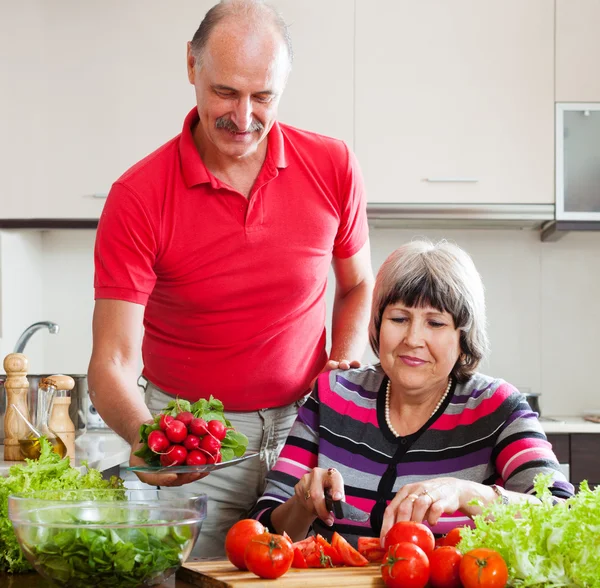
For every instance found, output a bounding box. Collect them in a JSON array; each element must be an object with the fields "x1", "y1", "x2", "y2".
[{"x1": 251, "y1": 365, "x2": 574, "y2": 545}]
